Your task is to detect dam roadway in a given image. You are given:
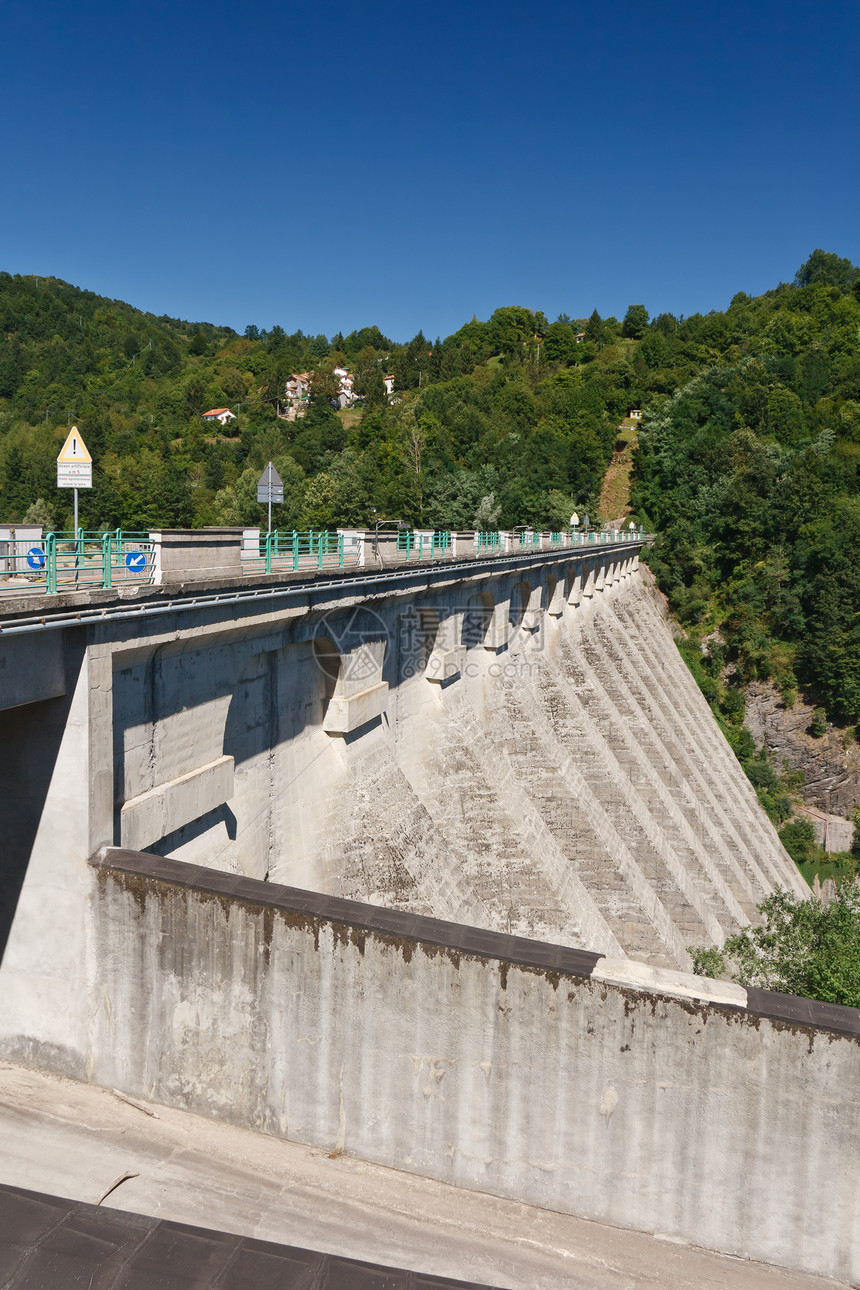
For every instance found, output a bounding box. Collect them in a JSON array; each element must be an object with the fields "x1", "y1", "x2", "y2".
[{"x1": 1, "y1": 530, "x2": 856, "y2": 1285}]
